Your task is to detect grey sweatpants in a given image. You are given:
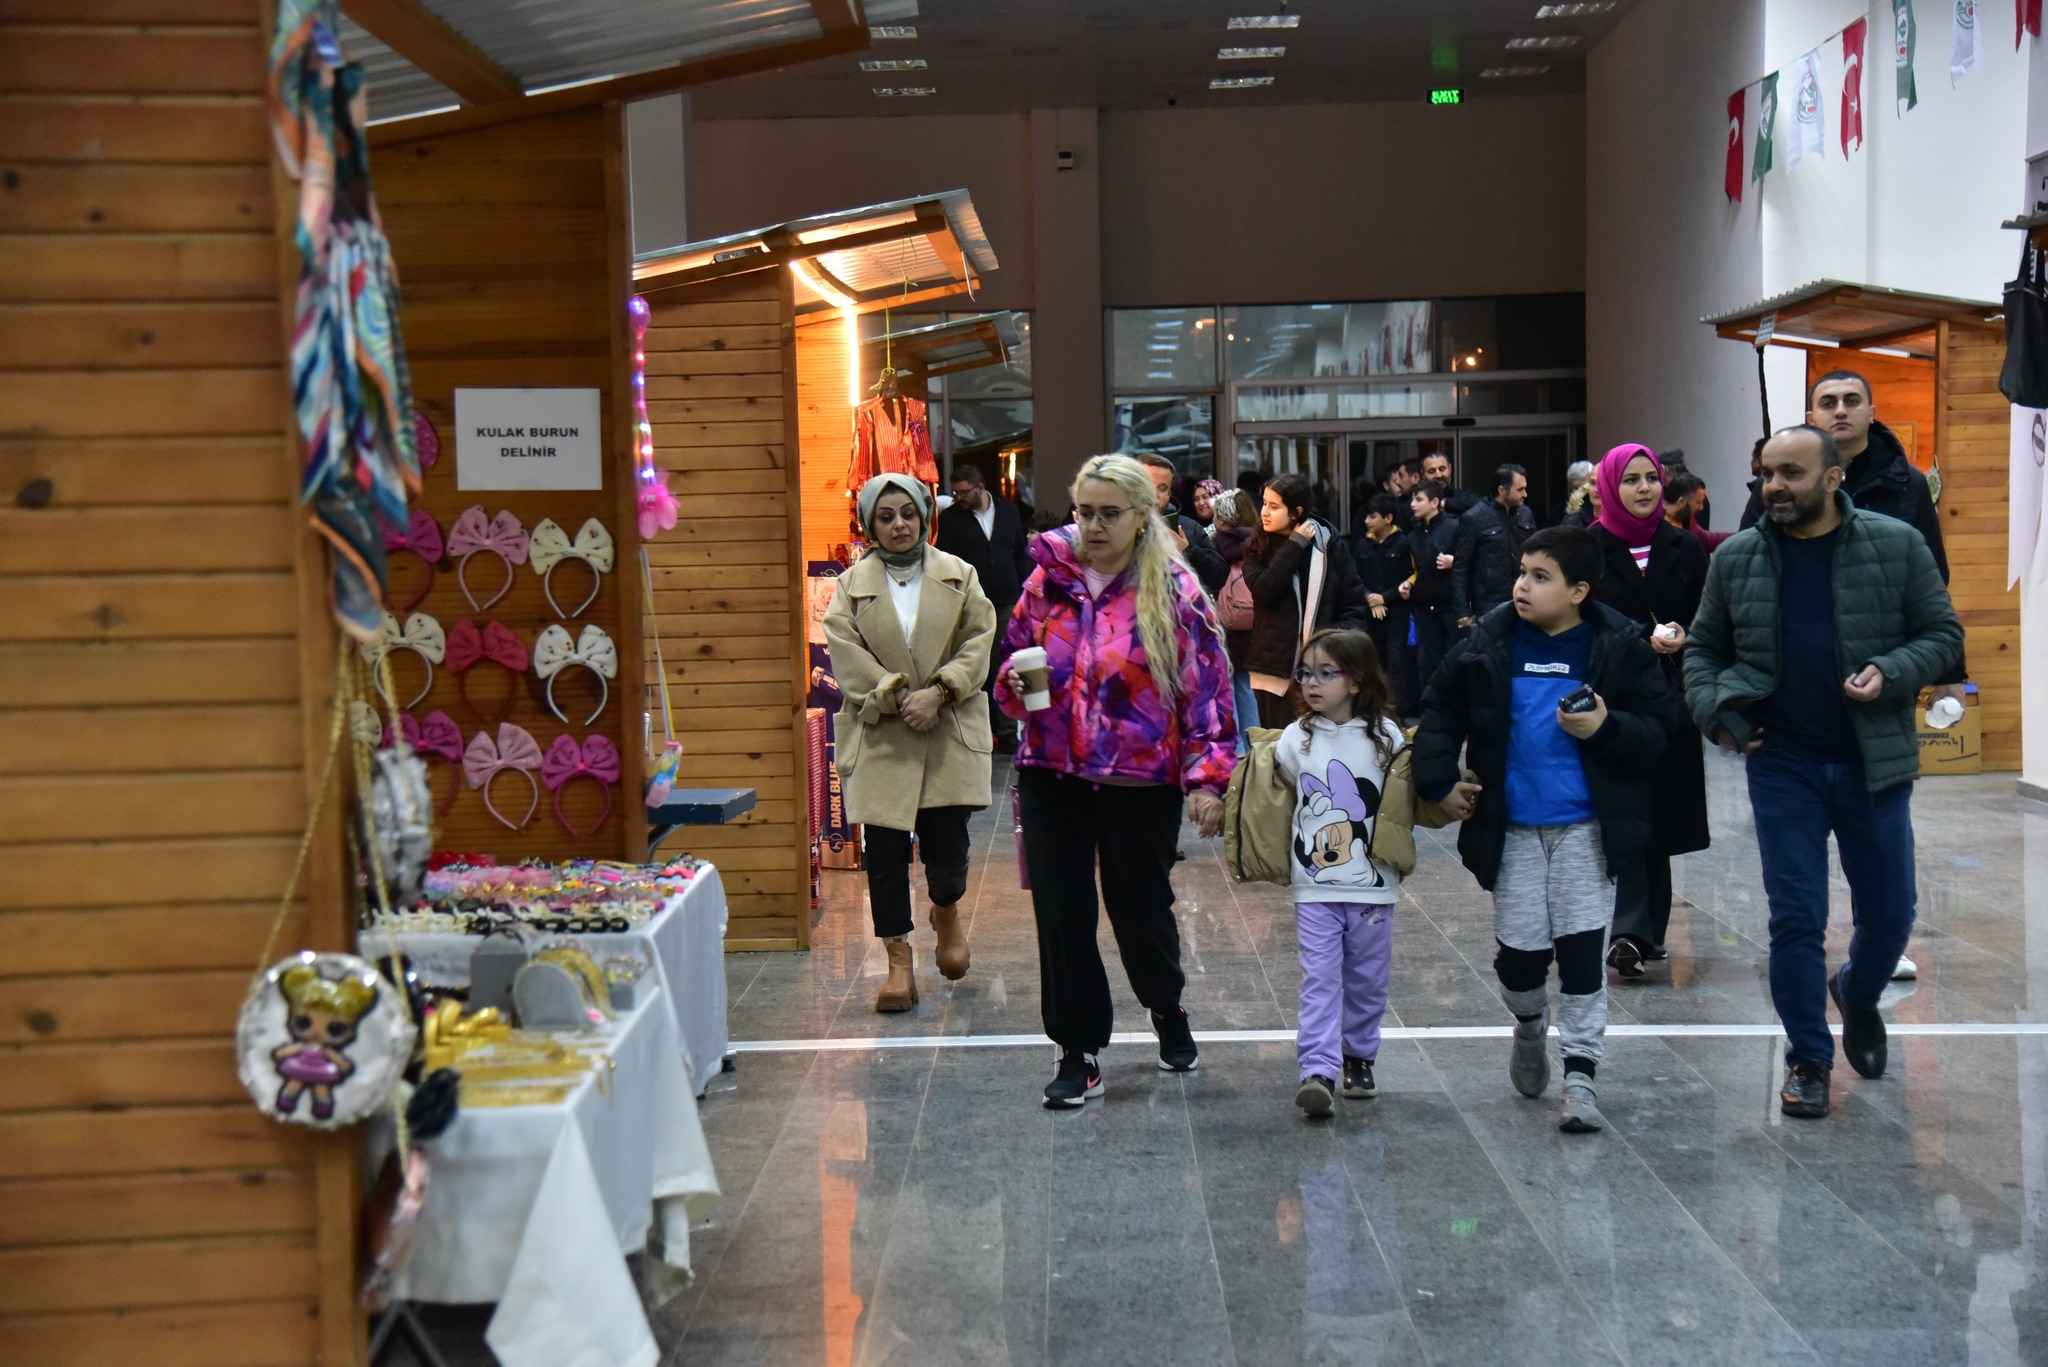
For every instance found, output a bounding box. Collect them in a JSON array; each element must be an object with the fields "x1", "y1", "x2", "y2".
[{"x1": 1494, "y1": 821, "x2": 1610, "y2": 1068}]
